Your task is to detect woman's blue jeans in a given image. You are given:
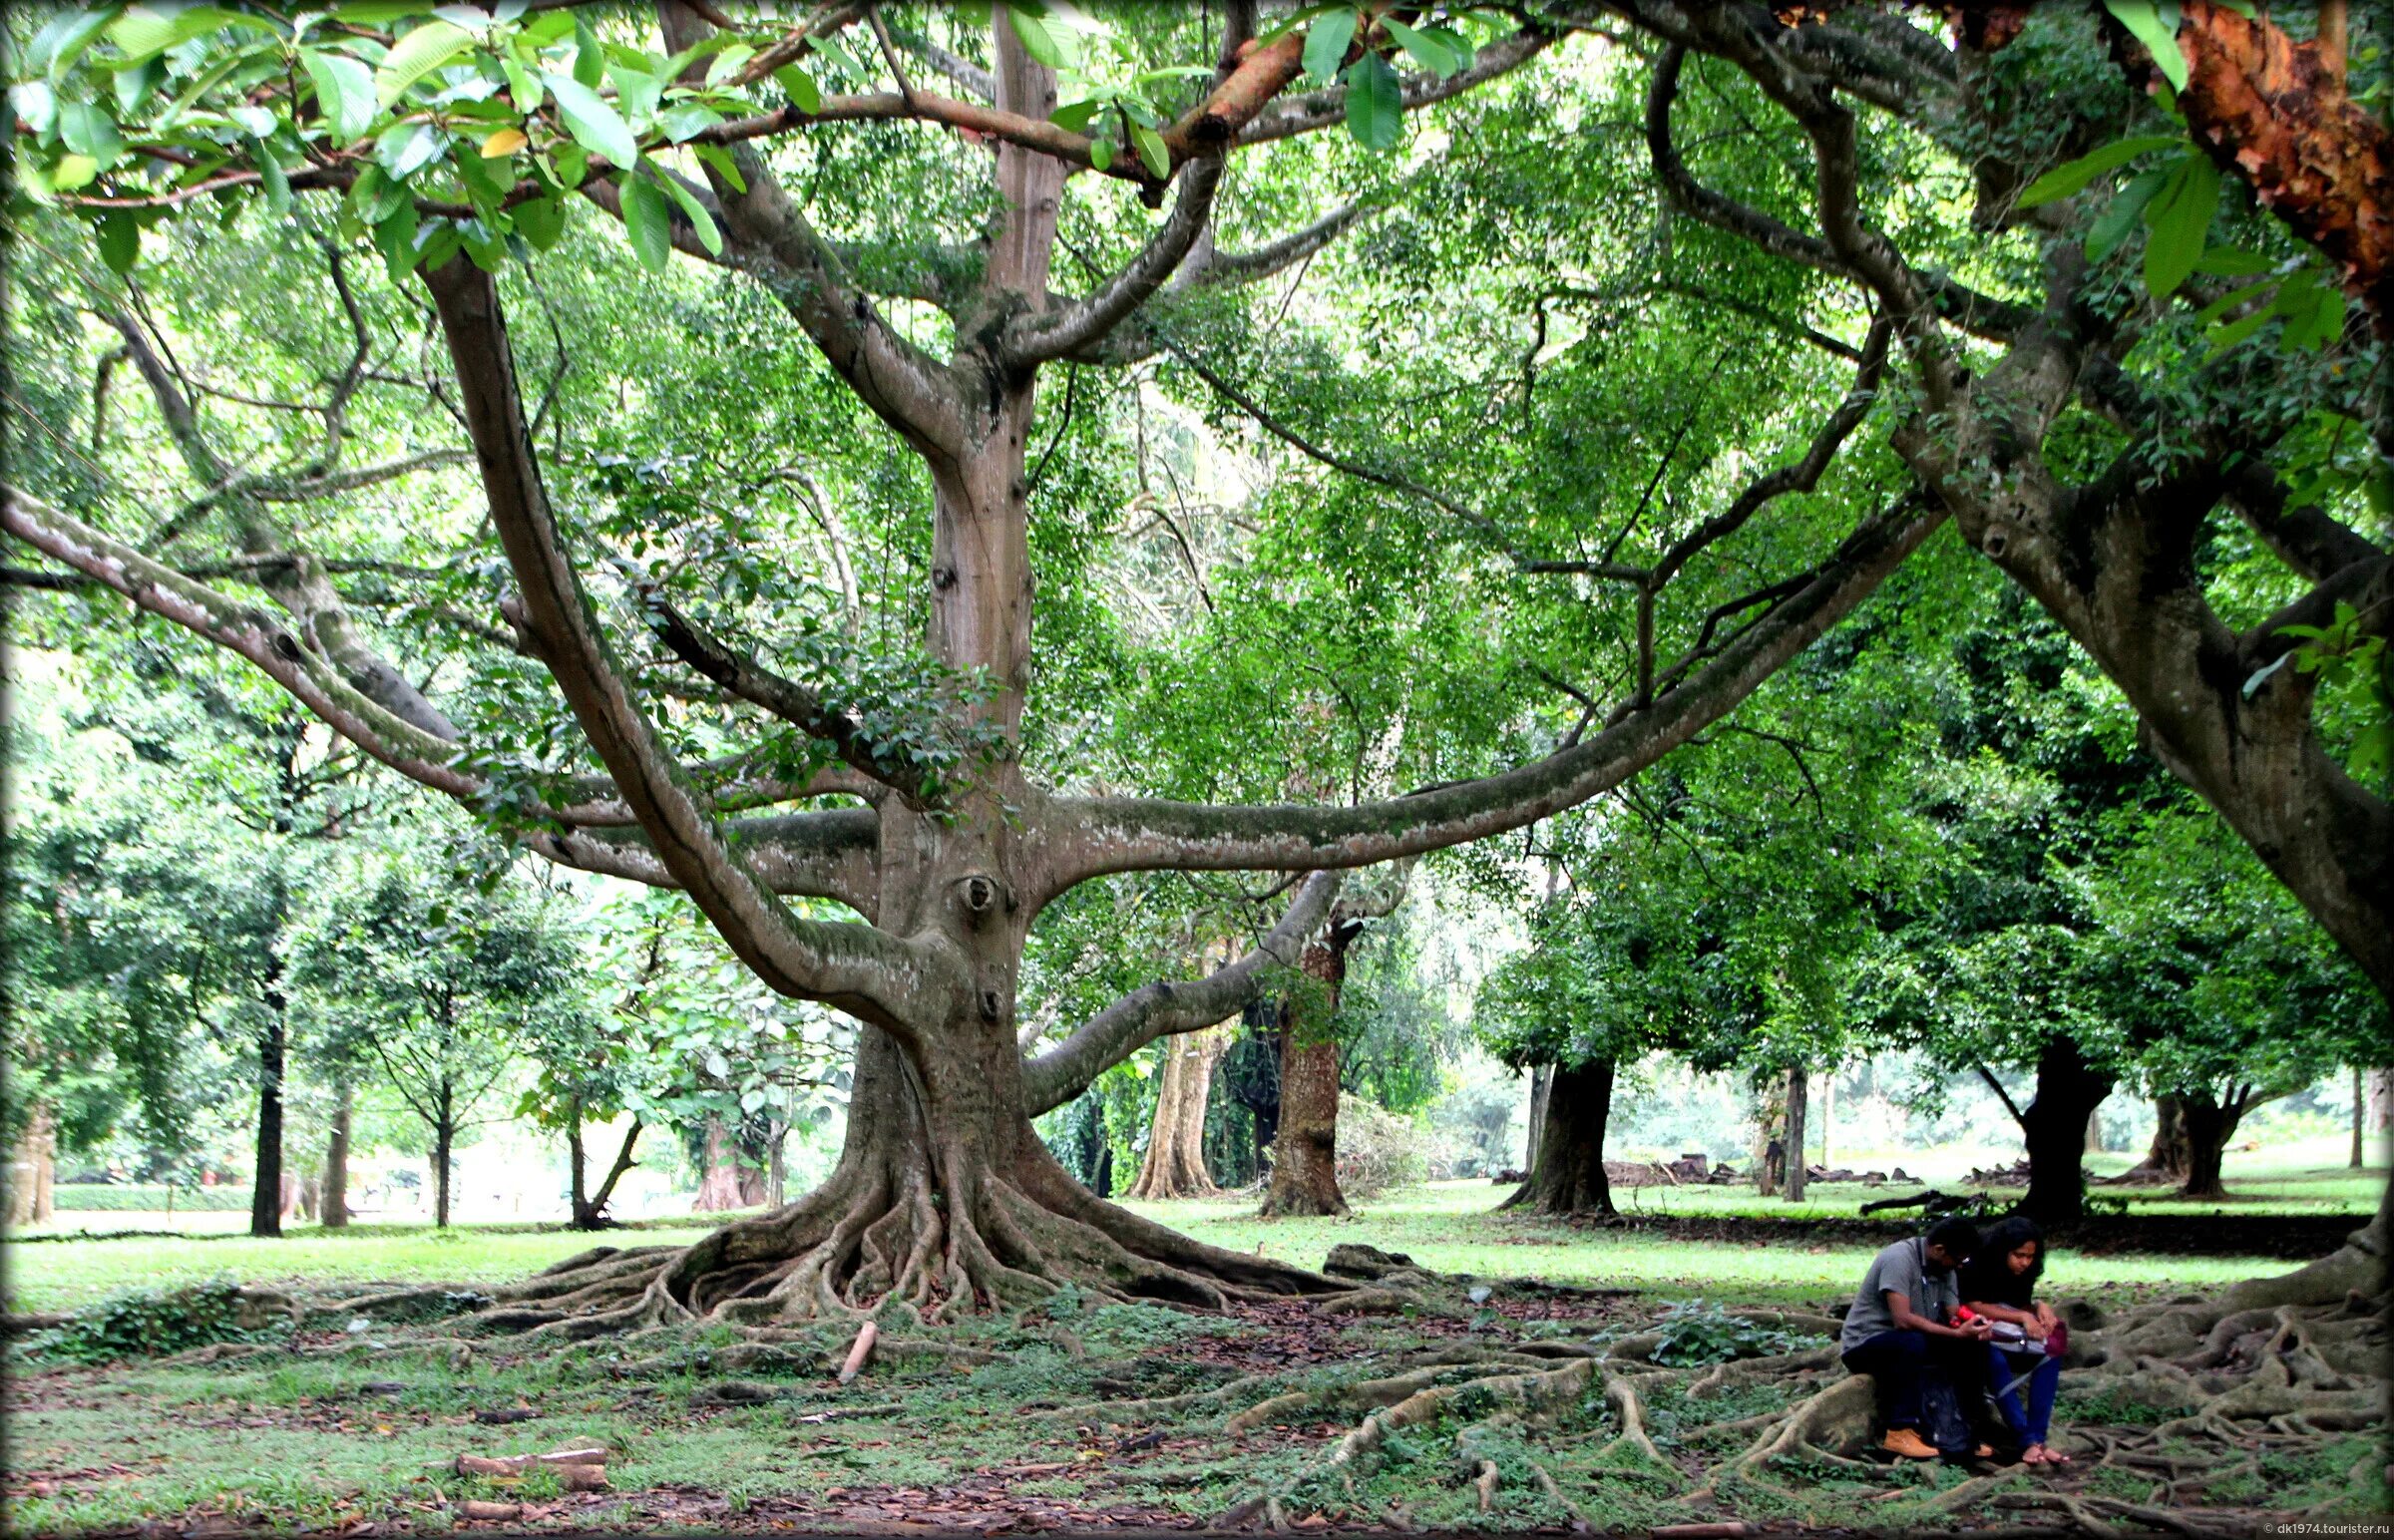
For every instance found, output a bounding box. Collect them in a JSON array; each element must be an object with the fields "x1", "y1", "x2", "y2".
[{"x1": 1986, "y1": 1345, "x2": 2060, "y2": 1445}]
